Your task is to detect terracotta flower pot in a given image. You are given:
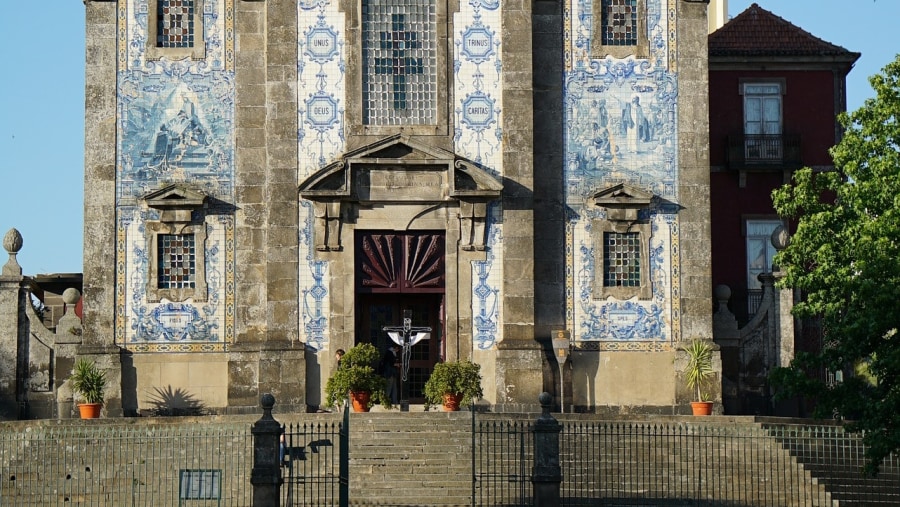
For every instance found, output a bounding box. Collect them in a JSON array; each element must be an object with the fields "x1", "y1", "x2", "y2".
[
  {"x1": 349, "y1": 391, "x2": 371, "y2": 412},
  {"x1": 442, "y1": 393, "x2": 463, "y2": 412},
  {"x1": 78, "y1": 403, "x2": 102, "y2": 419},
  {"x1": 690, "y1": 401, "x2": 713, "y2": 416}
]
